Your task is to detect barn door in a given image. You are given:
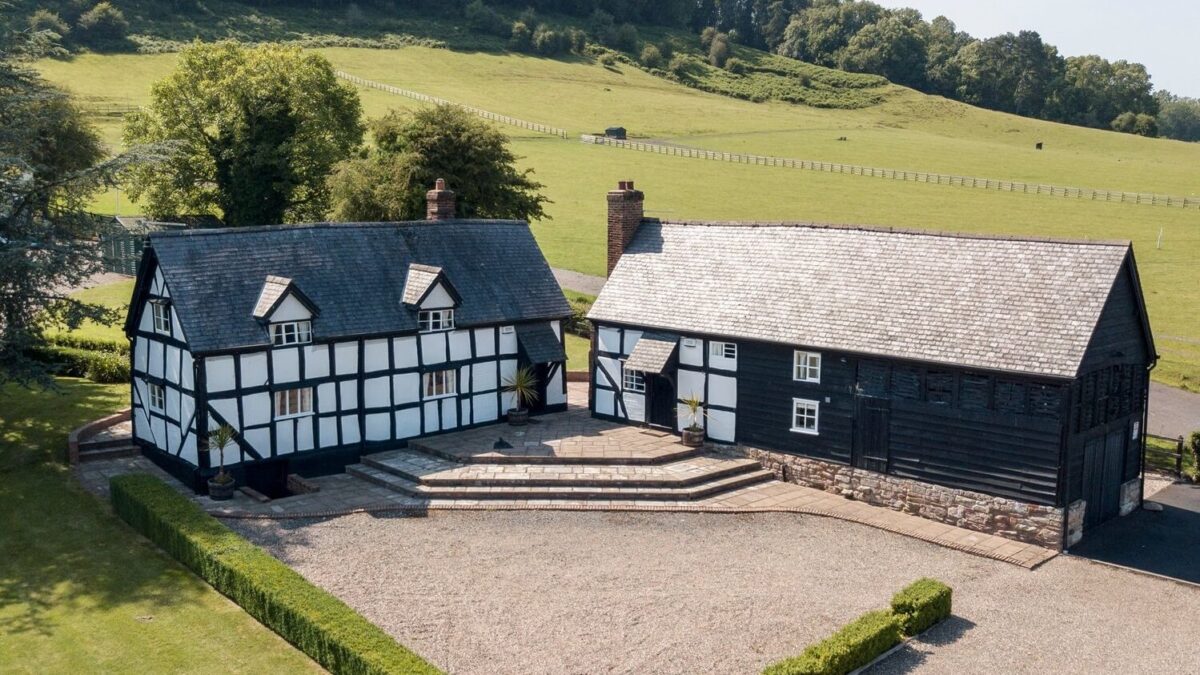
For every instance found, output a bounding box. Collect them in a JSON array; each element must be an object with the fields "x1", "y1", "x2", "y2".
[
  {"x1": 853, "y1": 397, "x2": 890, "y2": 473},
  {"x1": 1082, "y1": 437, "x2": 1105, "y2": 529},
  {"x1": 1100, "y1": 430, "x2": 1126, "y2": 521}
]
